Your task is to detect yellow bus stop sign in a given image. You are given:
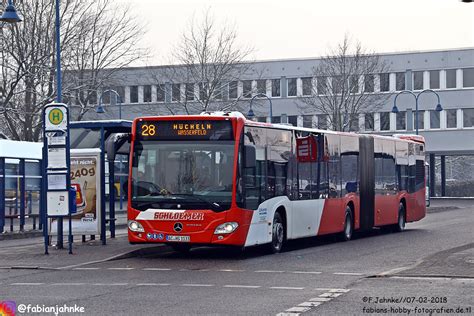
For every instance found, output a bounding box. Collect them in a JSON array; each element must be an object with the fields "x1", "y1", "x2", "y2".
[{"x1": 48, "y1": 108, "x2": 64, "y2": 126}]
